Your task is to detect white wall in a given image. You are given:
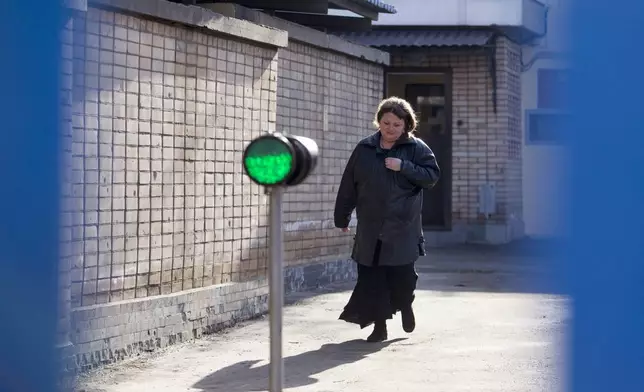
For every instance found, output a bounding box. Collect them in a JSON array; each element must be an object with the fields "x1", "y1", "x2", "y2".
[
  {"x1": 522, "y1": 58, "x2": 569, "y2": 238},
  {"x1": 521, "y1": 0, "x2": 570, "y2": 239}
]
